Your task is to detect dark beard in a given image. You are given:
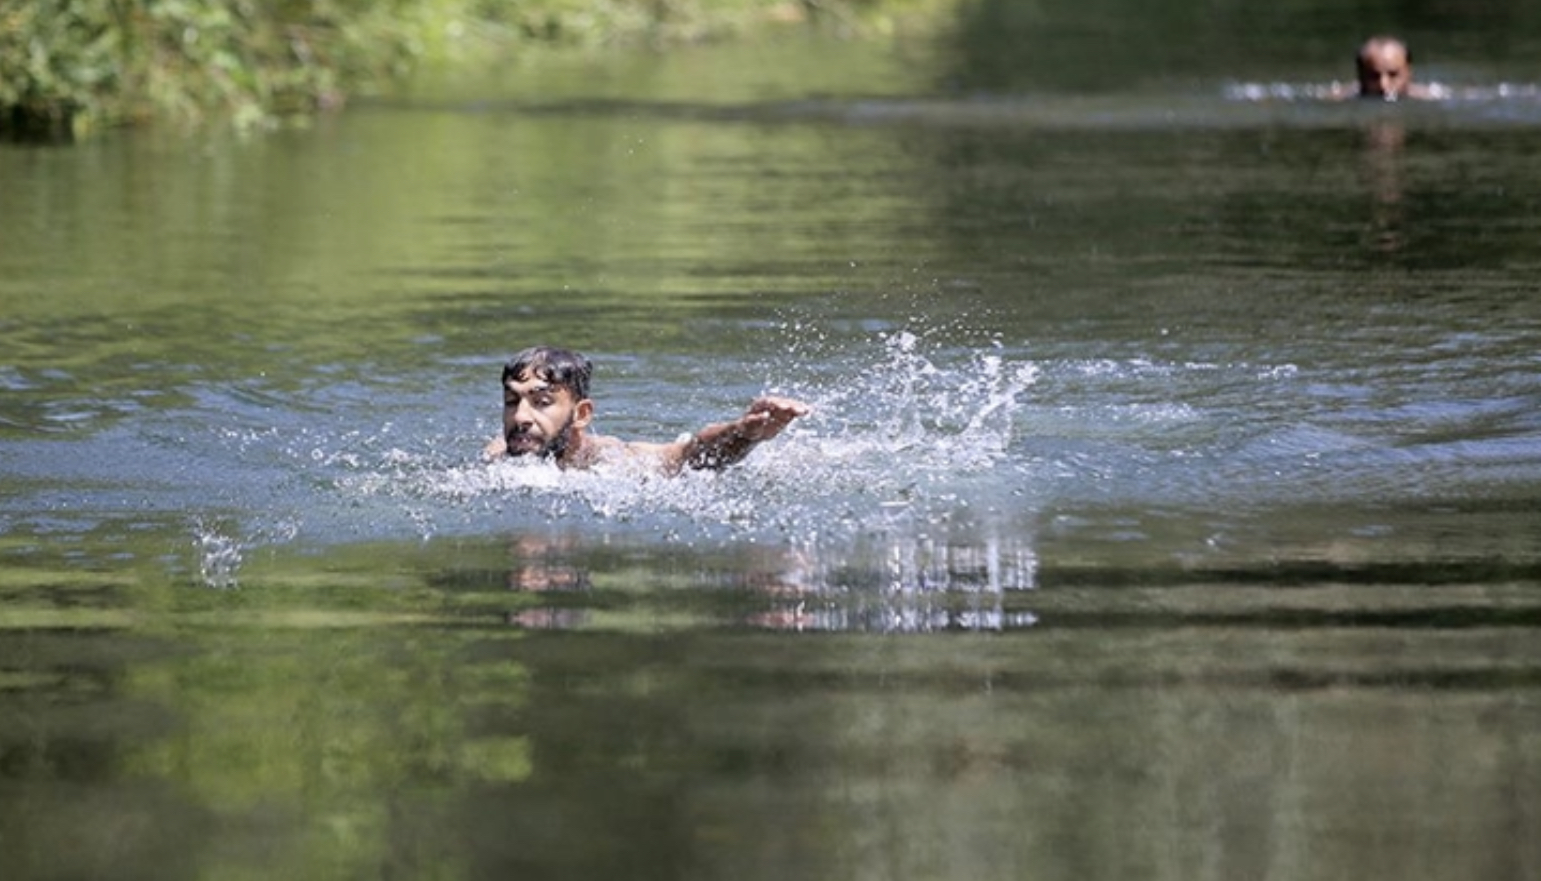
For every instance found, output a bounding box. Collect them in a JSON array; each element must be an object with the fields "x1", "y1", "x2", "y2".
[{"x1": 509, "y1": 414, "x2": 576, "y2": 461}]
